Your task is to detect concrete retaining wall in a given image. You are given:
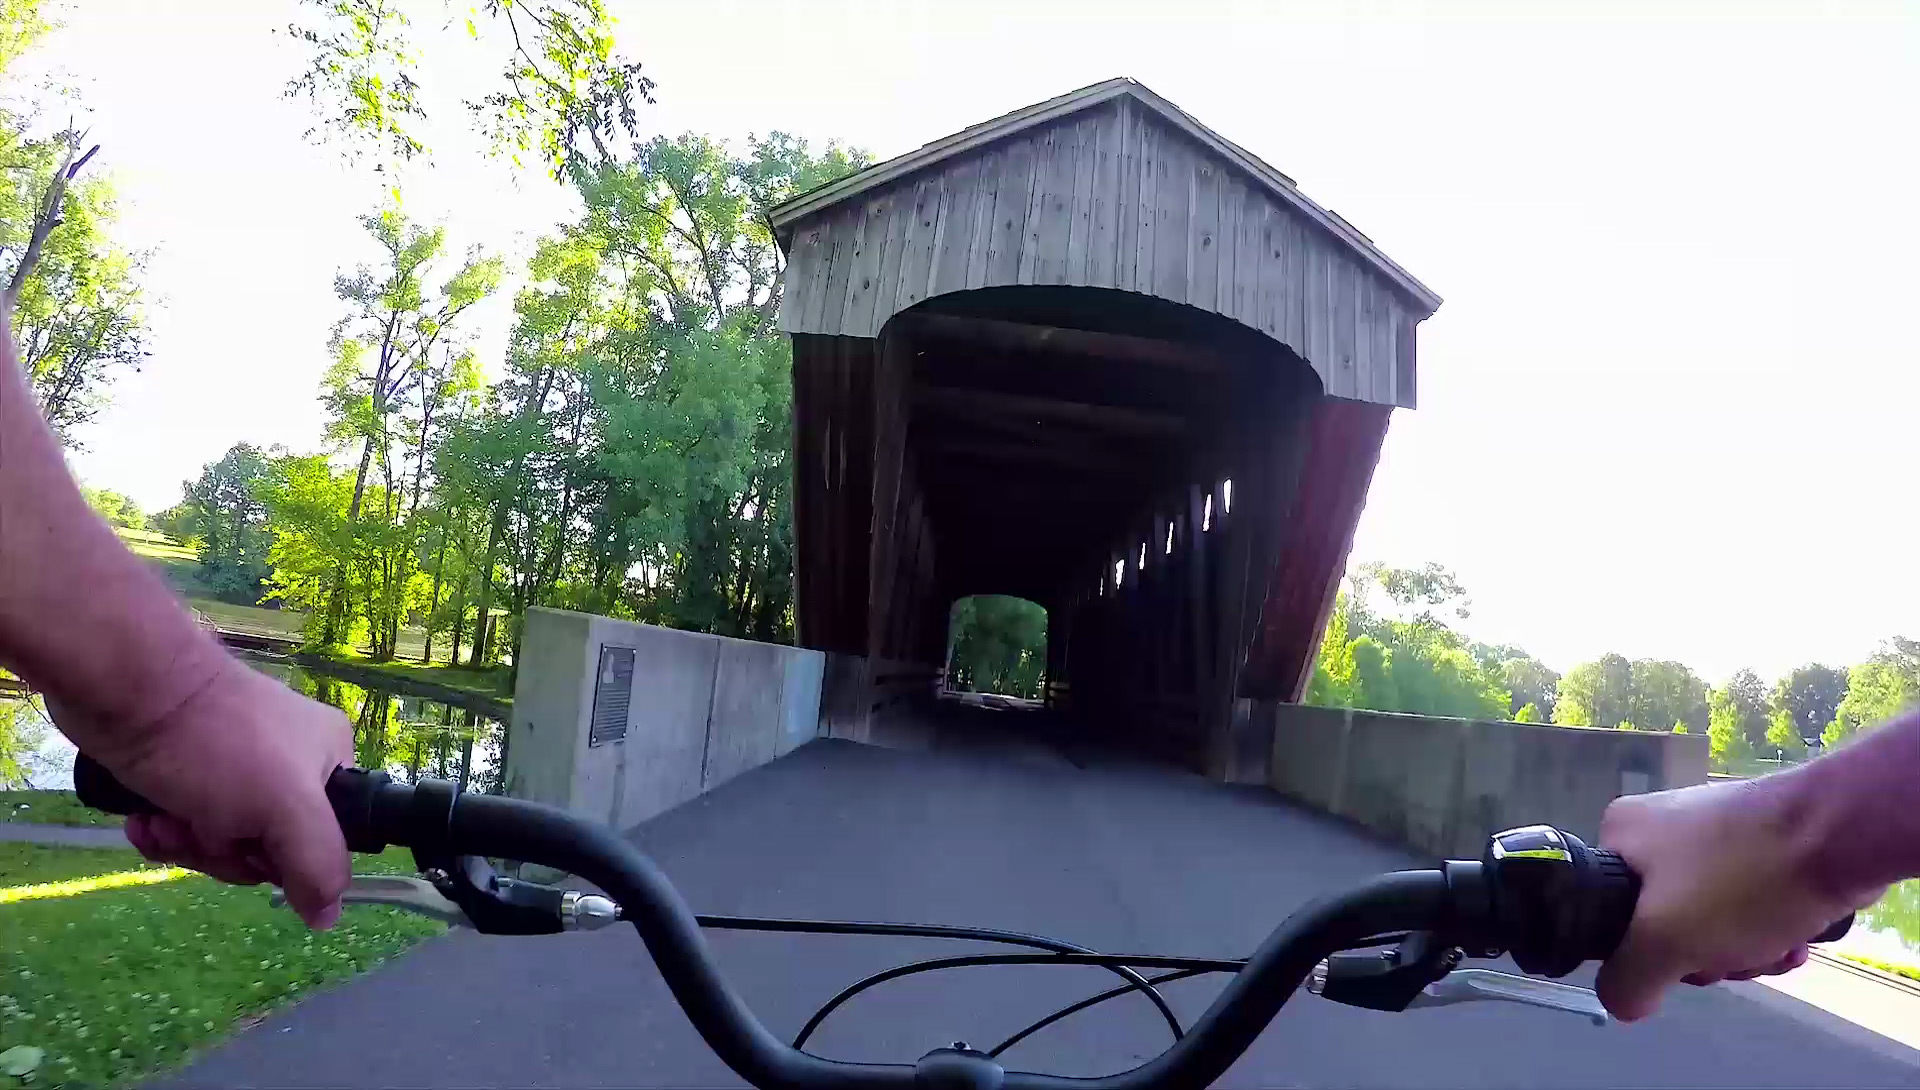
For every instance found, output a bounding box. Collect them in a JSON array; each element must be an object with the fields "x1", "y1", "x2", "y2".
[
  {"x1": 1247, "y1": 701, "x2": 1709, "y2": 859},
  {"x1": 507, "y1": 607, "x2": 824, "y2": 829}
]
